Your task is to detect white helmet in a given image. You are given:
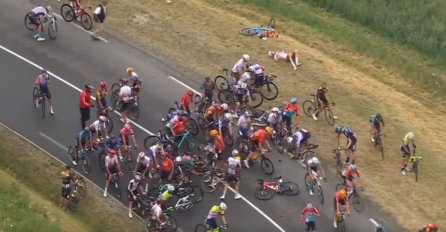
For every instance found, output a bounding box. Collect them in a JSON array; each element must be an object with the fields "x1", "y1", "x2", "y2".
[
  {"x1": 311, "y1": 157, "x2": 320, "y2": 164},
  {"x1": 167, "y1": 184, "x2": 175, "y2": 191},
  {"x1": 220, "y1": 202, "x2": 227, "y2": 210},
  {"x1": 242, "y1": 54, "x2": 250, "y2": 61},
  {"x1": 240, "y1": 82, "x2": 247, "y2": 89},
  {"x1": 138, "y1": 152, "x2": 145, "y2": 159},
  {"x1": 408, "y1": 132, "x2": 414, "y2": 140},
  {"x1": 267, "y1": 51, "x2": 273, "y2": 57},
  {"x1": 287, "y1": 136, "x2": 293, "y2": 144},
  {"x1": 99, "y1": 116, "x2": 106, "y2": 122},
  {"x1": 46, "y1": 5, "x2": 52, "y2": 13},
  {"x1": 134, "y1": 174, "x2": 141, "y2": 181},
  {"x1": 272, "y1": 107, "x2": 279, "y2": 112},
  {"x1": 221, "y1": 103, "x2": 228, "y2": 111},
  {"x1": 232, "y1": 149, "x2": 239, "y2": 156},
  {"x1": 225, "y1": 113, "x2": 233, "y2": 121}
]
